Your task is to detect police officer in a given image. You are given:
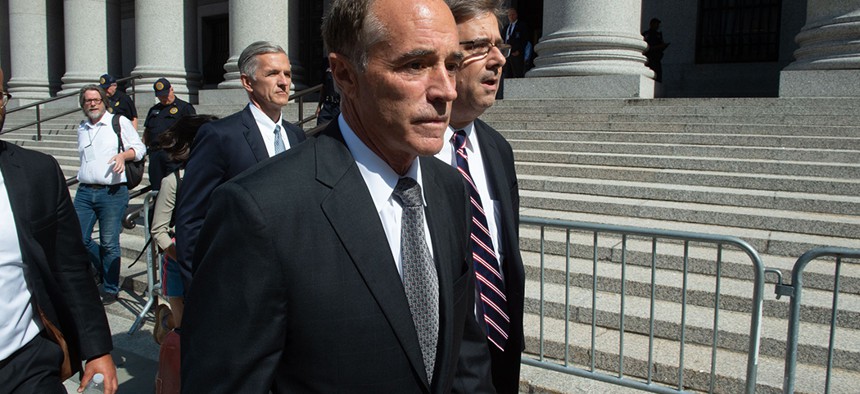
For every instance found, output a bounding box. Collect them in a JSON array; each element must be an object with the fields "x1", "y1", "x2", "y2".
[
  {"x1": 315, "y1": 58, "x2": 341, "y2": 127},
  {"x1": 143, "y1": 78, "x2": 196, "y2": 190},
  {"x1": 99, "y1": 73, "x2": 139, "y2": 129}
]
